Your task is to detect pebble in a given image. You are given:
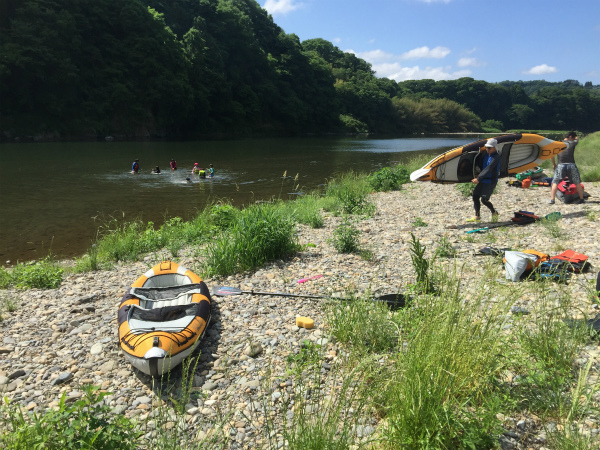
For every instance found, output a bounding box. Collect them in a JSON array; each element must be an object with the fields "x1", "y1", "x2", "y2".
[
  {"x1": 90, "y1": 342, "x2": 103, "y2": 355},
  {"x1": 0, "y1": 181, "x2": 599, "y2": 447}
]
